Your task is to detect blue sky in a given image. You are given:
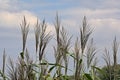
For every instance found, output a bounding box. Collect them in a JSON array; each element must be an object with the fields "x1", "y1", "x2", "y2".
[{"x1": 0, "y1": 0, "x2": 120, "y2": 69}]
